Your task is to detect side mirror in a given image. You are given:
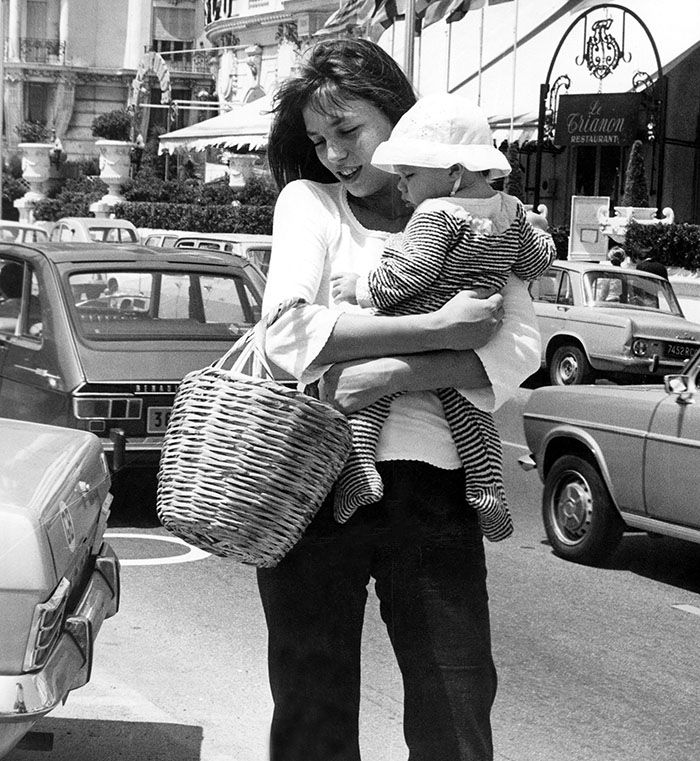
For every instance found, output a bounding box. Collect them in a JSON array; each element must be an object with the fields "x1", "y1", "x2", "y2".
[{"x1": 664, "y1": 374, "x2": 695, "y2": 405}]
